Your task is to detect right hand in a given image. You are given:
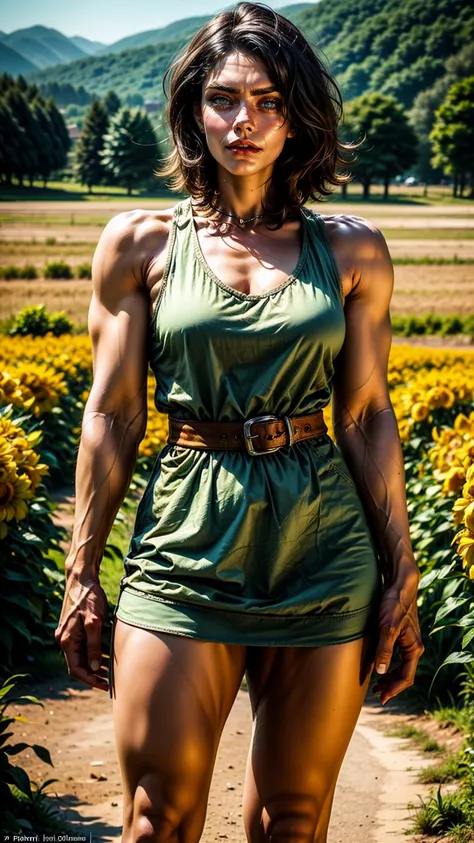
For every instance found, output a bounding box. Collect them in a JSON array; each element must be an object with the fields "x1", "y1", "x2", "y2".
[{"x1": 55, "y1": 569, "x2": 109, "y2": 693}]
